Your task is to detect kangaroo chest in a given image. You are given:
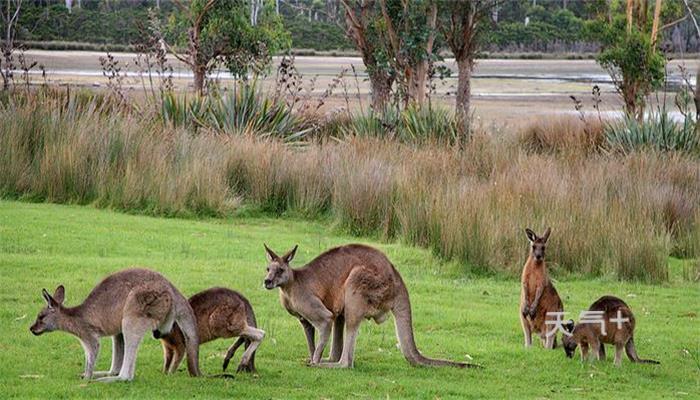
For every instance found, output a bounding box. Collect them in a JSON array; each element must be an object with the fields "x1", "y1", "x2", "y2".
[
  {"x1": 522, "y1": 267, "x2": 547, "y2": 298},
  {"x1": 279, "y1": 290, "x2": 304, "y2": 319}
]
